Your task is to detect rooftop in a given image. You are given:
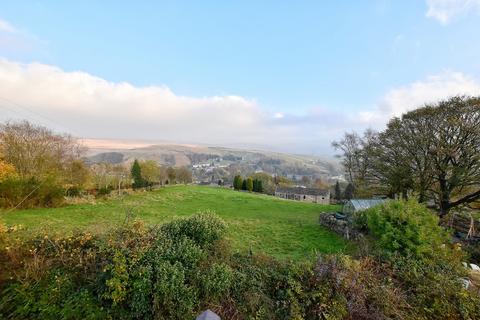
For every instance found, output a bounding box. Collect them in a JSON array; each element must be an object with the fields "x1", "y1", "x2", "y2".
[
  {"x1": 275, "y1": 186, "x2": 330, "y2": 196},
  {"x1": 345, "y1": 199, "x2": 387, "y2": 211}
]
